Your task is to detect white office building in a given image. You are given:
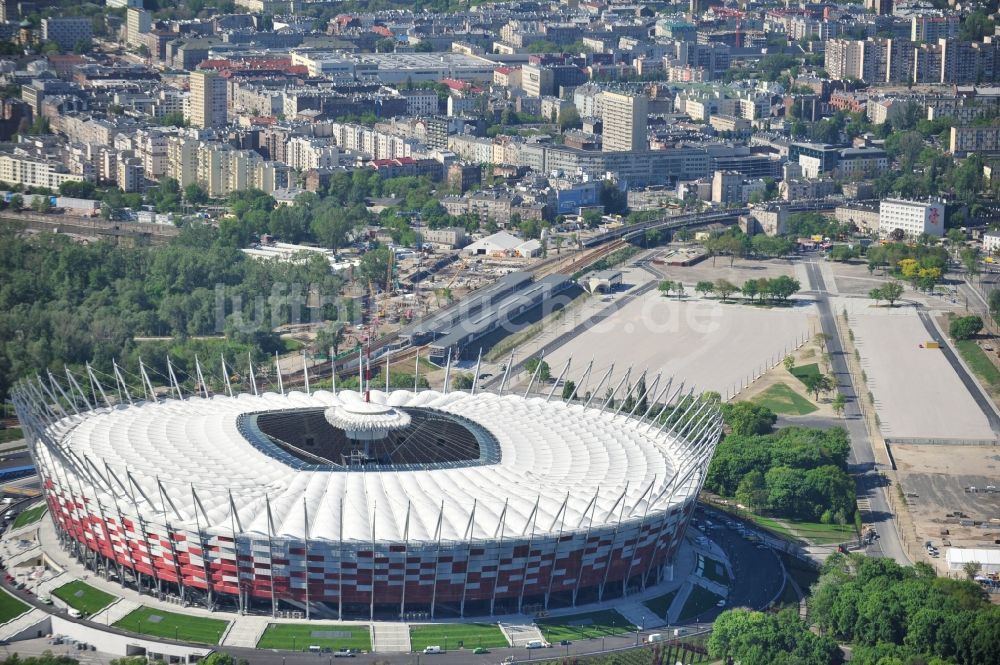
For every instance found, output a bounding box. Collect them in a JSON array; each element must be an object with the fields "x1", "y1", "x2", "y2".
[{"x1": 878, "y1": 198, "x2": 946, "y2": 238}]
